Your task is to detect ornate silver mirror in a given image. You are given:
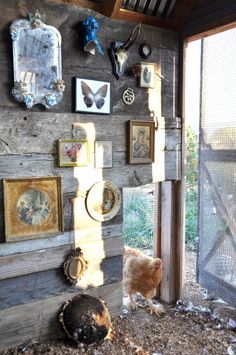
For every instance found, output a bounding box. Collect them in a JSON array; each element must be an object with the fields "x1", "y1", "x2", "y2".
[{"x1": 10, "y1": 11, "x2": 65, "y2": 109}]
